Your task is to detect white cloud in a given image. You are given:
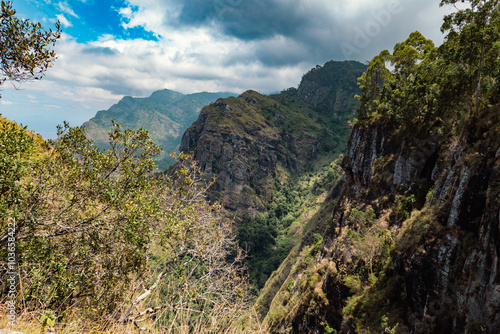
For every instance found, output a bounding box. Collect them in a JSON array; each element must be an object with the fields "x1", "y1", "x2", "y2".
[
  {"x1": 7, "y1": 1, "x2": 458, "y2": 130},
  {"x1": 56, "y1": 14, "x2": 72, "y2": 28},
  {"x1": 118, "y1": 0, "x2": 177, "y2": 37},
  {"x1": 0, "y1": 100, "x2": 13, "y2": 105},
  {"x1": 57, "y1": 2, "x2": 79, "y2": 18},
  {"x1": 43, "y1": 104, "x2": 62, "y2": 109},
  {"x1": 0, "y1": 0, "x2": 462, "y2": 140},
  {"x1": 25, "y1": 0, "x2": 453, "y2": 115}
]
